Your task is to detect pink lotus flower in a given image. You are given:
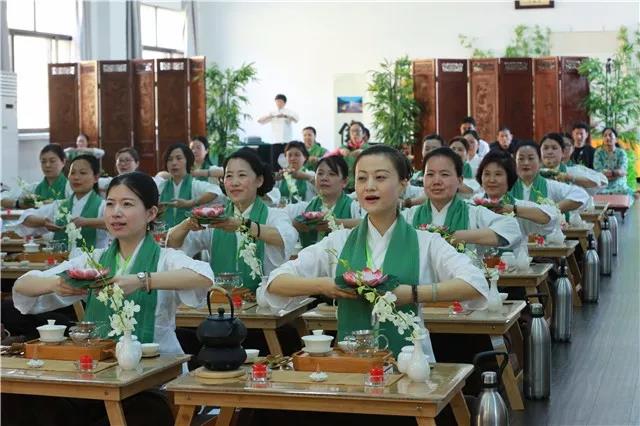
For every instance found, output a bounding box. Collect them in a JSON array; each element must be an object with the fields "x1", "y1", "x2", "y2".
[
  {"x1": 301, "y1": 211, "x2": 326, "y2": 220},
  {"x1": 68, "y1": 268, "x2": 109, "y2": 281},
  {"x1": 193, "y1": 206, "x2": 225, "y2": 218},
  {"x1": 322, "y1": 148, "x2": 344, "y2": 159},
  {"x1": 347, "y1": 139, "x2": 365, "y2": 150},
  {"x1": 473, "y1": 197, "x2": 502, "y2": 209},
  {"x1": 342, "y1": 267, "x2": 388, "y2": 288}
]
